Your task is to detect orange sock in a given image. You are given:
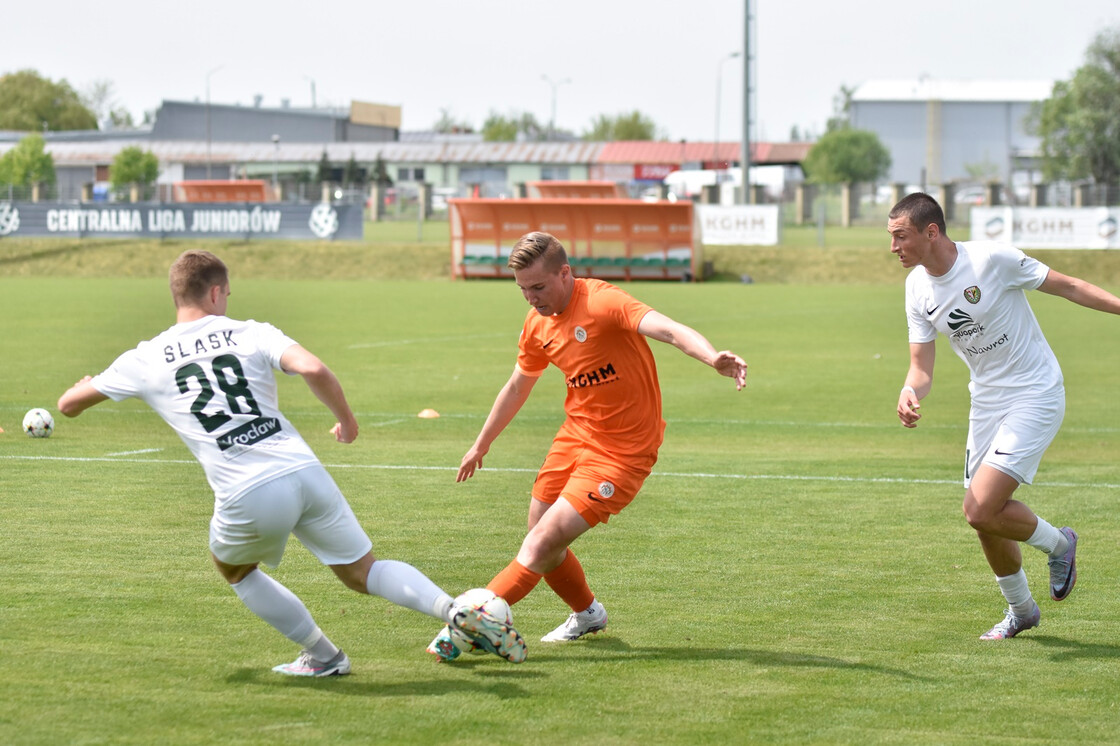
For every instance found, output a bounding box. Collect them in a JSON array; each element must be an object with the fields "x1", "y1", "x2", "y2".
[
  {"x1": 543, "y1": 550, "x2": 595, "y2": 612},
  {"x1": 486, "y1": 560, "x2": 542, "y2": 606}
]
